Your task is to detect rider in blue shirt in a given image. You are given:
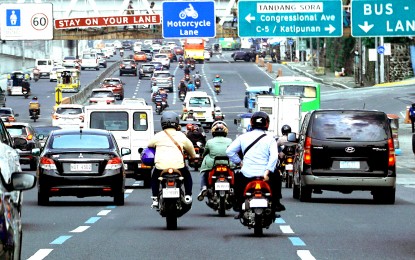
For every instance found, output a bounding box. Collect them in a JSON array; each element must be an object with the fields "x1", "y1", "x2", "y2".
[{"x1": 187, "y1": 81, "x2": 195, "y2": 92}]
